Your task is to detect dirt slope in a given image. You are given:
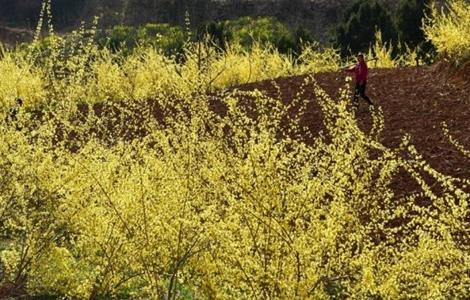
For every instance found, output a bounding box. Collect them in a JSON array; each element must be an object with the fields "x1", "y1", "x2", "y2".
[
  {"x1": 236, "y1": 65, "x2": 470, "y2": 184},
  {"x1": 46, "y1": 64, "x2": 469, "y2": 197}
]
